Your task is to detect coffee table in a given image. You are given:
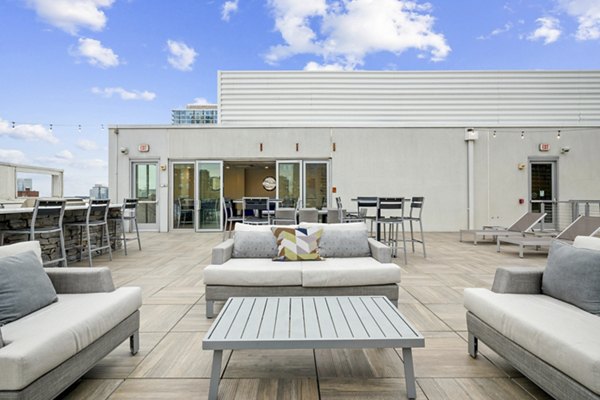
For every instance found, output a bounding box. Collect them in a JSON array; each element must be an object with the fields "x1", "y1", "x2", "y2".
[{"x1": 202, "y1": 296, "x2": 425, "y2": 399}]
